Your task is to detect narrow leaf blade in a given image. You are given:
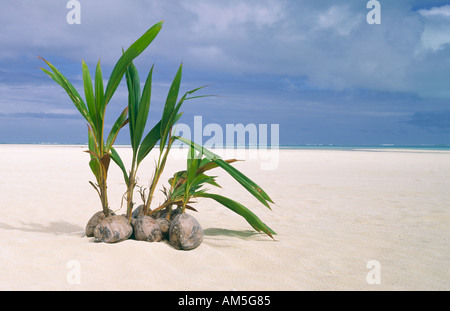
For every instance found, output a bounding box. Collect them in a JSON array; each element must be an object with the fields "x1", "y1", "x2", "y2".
[
  {"x1": 39, "y1": 57, "x2": 92, "y2": 125},
  {"x1": 110, "y1": 147, "x2": 129, "y2": 185},
  {"x1": 82, "y1": 60, "x2": 96, "y2": 117},
  {"x1": 175, "y1": 137, "x2": 274, "y2": 208},
  {"x1": 103, "y1": 21, "x2": 163, "y2": 107},
  {"x1": 125, "y1": 62, "x2": 140, "y2": 151},
  {"x1": 94, "y1": 60, "x2": 104, "y2": 132},
  {"x1": 136, "y1": 120, "x2": 161, "y2": 165},
  {"x1": 105, "y1": 107, "x2": 129, "y2": 152},
  {"x1": 197, "y1": 192, "x2": 276, "y2": 239},
  {"x1": 160, "y1": 63, "x2": 183, "y2": 150},
  {"x1": 134, "y1": 65, "x2": 154, "y2": 148}
]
